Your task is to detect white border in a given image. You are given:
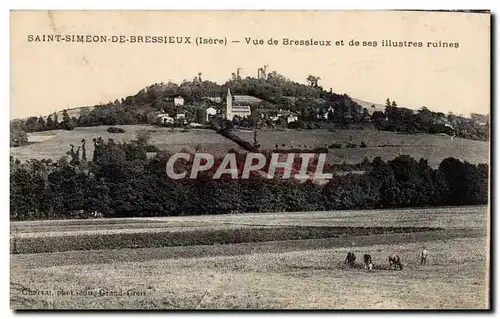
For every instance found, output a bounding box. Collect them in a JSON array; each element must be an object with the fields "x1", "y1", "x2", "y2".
[{"x1": 2, "y1": 1, "x2": 498, "y2": 318}]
